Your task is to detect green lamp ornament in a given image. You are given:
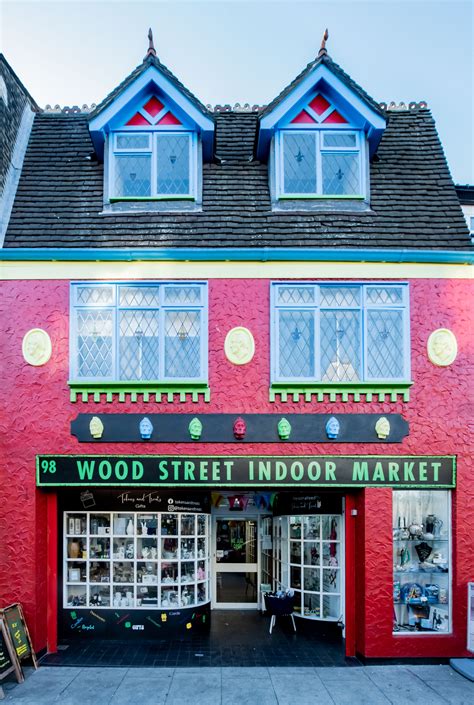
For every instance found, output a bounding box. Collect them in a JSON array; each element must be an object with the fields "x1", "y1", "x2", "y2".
[
  {"x1": 278, "y1": 417, "x2": 292, "y2": 440},
  {"x1": 189, "y1": 417, "x2": 203, "y2": 441}
]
